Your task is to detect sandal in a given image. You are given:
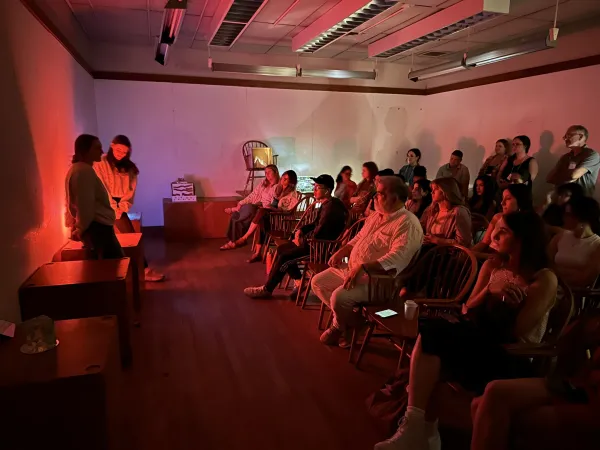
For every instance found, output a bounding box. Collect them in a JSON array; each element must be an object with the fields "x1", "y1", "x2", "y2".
[
  {"x1": 247, "y1": 253, "x2": 262, "y2": 263},
  {"x1": 220, "y1": 241, "x2": 237, "y2": 250},
  {"x1": 234, "y1": 238, "x2": 248, "y2": 248}
]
